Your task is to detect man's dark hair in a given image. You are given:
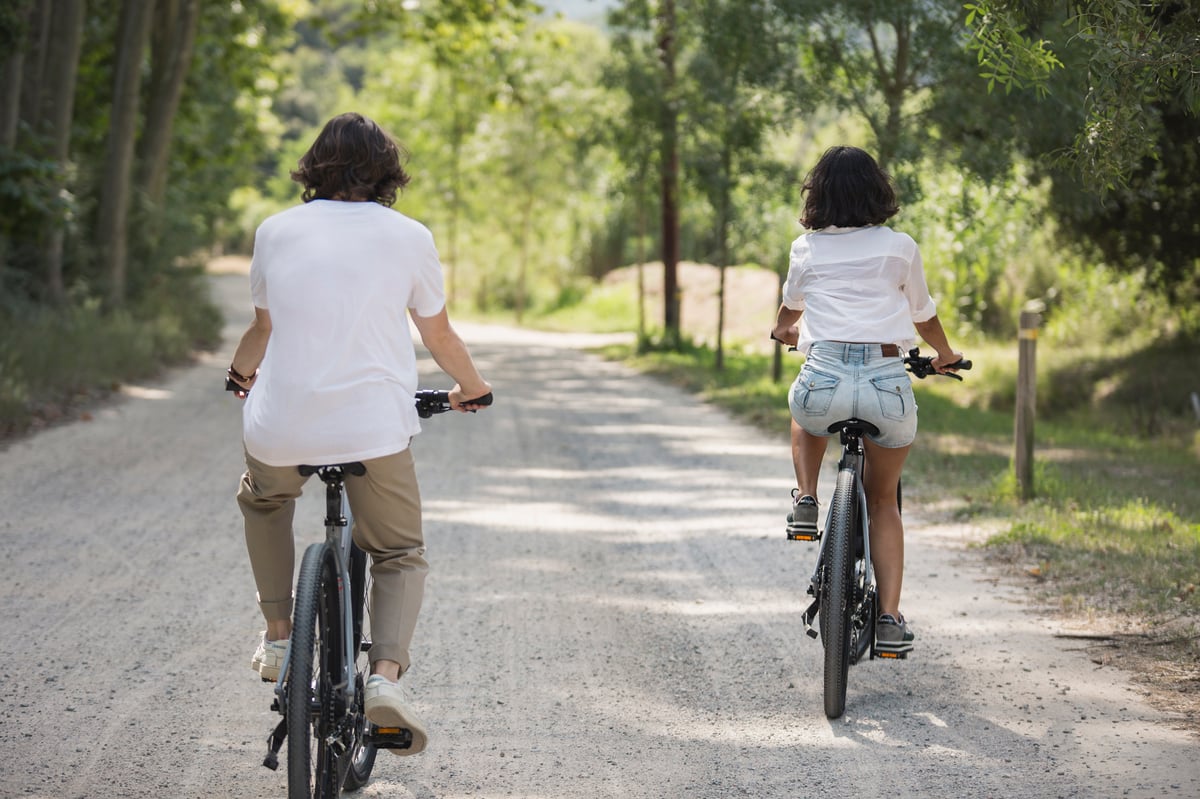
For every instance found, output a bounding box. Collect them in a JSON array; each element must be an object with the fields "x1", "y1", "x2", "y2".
[
  {"x1": 291, "y1": 112, "x2": 411, "y2": 207},
  {"x1": 799, "y1": 146, "x2": 899, "y2": 229}
]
